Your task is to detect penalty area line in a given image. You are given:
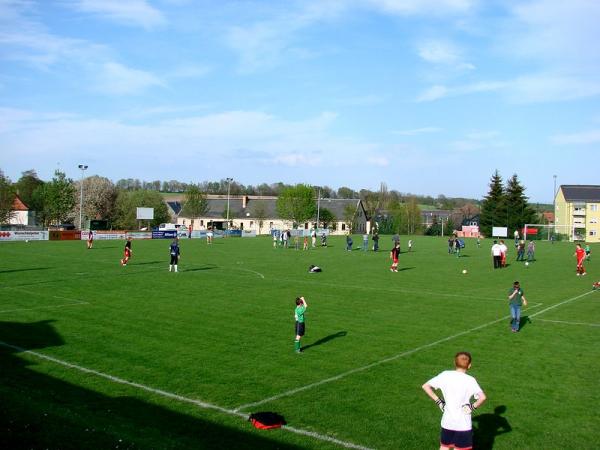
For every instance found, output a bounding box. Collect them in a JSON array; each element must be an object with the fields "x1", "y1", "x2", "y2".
[
  {"x1": 234, "y1": 303, "x2": 543, "y2": 413},
  {"x1": 0, "y1": 341, "x2": 372, "y2": 450},
  {"x1": 0, "y1": 302, "x2": 89, "y2": 314},
  {"x1": 534, "y1": 318, "x2": 600, "y2": 327}
]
